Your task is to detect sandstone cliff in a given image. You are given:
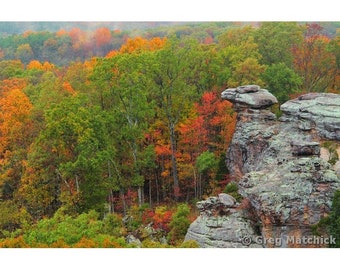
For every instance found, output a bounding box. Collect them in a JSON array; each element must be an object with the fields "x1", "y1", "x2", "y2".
[{"x1": 185, "y1": 85, "x2": 340, "y2": 248}]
